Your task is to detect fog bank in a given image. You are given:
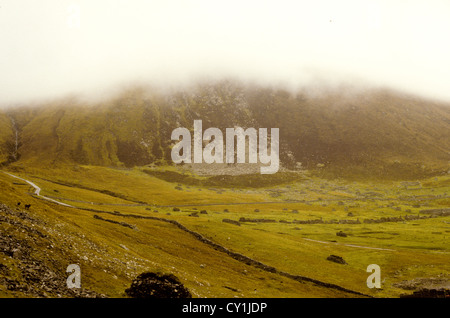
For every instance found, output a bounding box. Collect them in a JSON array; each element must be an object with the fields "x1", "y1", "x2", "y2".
[{"x1": 1, "y1": 0, "x2": 450, "y2": 106}]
